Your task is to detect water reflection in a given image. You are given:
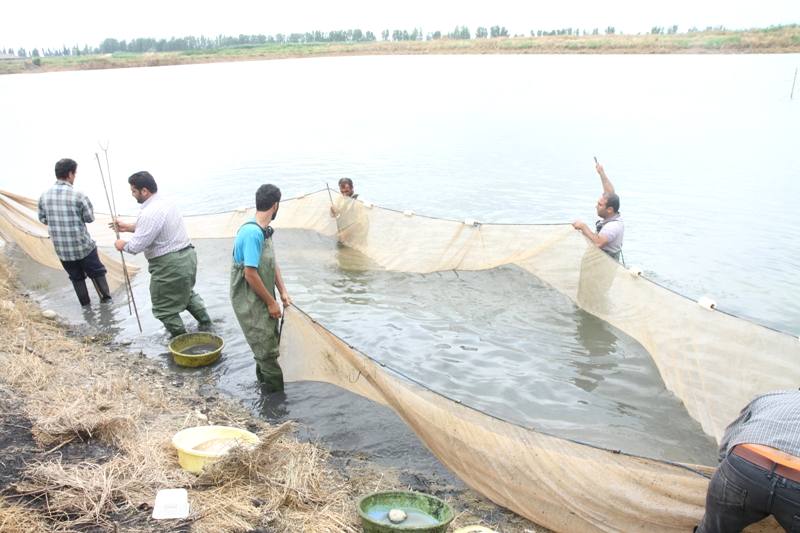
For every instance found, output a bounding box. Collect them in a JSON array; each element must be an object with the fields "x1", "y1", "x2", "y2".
[
  {"x1": 255, "y1": 389, "x2": 289, "y2": 421},
  {"x1": 4, "y1": 231, "x2": 719, "y2": 464},
  {"x1": 80, "y1": 301, "x2": 122, "y2": 337},
  {"x1": 570, "y1": 309, "x2": 619, "y2": 393},
  {"x1": 331, "y1": 242, "x2": 374, "y2": 306}
]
